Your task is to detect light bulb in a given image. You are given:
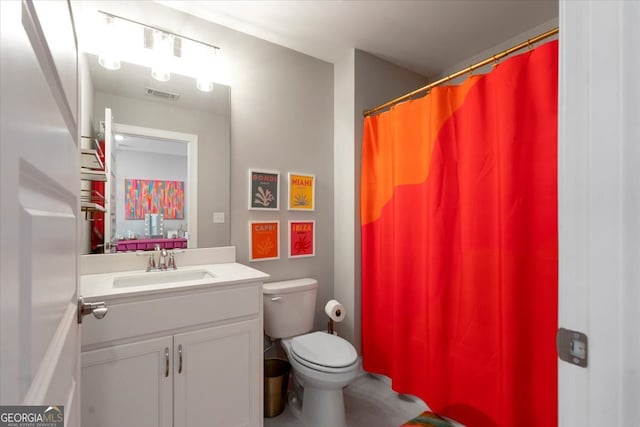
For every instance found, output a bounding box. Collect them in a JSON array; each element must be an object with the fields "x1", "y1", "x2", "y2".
[
  {"x1": 151, "y1": 68, "x2": 171, "y2": 82},
  {"x1": 98, "y1": 14, "x2": 121, "y2": 70},
  {"x1": 196, "y1": 78, "x2": 214, "y2": 92},
  {"x1": 192, "y1": 44, "x2": 217, "y2": 92},
  {"x1": 98, "y1": 55, "x2": 120, "y2": 70},
  {"x1": 151, "y1": 30, "x2": 173, "y2": 82}
]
